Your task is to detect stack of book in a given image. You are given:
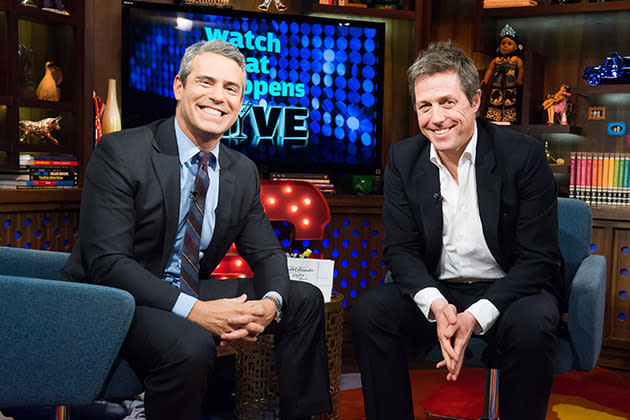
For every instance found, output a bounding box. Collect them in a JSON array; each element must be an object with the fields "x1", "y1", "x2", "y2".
[
  {"x1": 483, "y1": 0, "x2": 538, "y2": 7},
  {"x1": 570, "y1": 152, "x2": 630, "y2": 206},
  {"x1": 12, "y1": 154, "x2": 80, "y2": 189},
  {"x1": 269, "y1": 173, "x2": 336, "y2": 195}
]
